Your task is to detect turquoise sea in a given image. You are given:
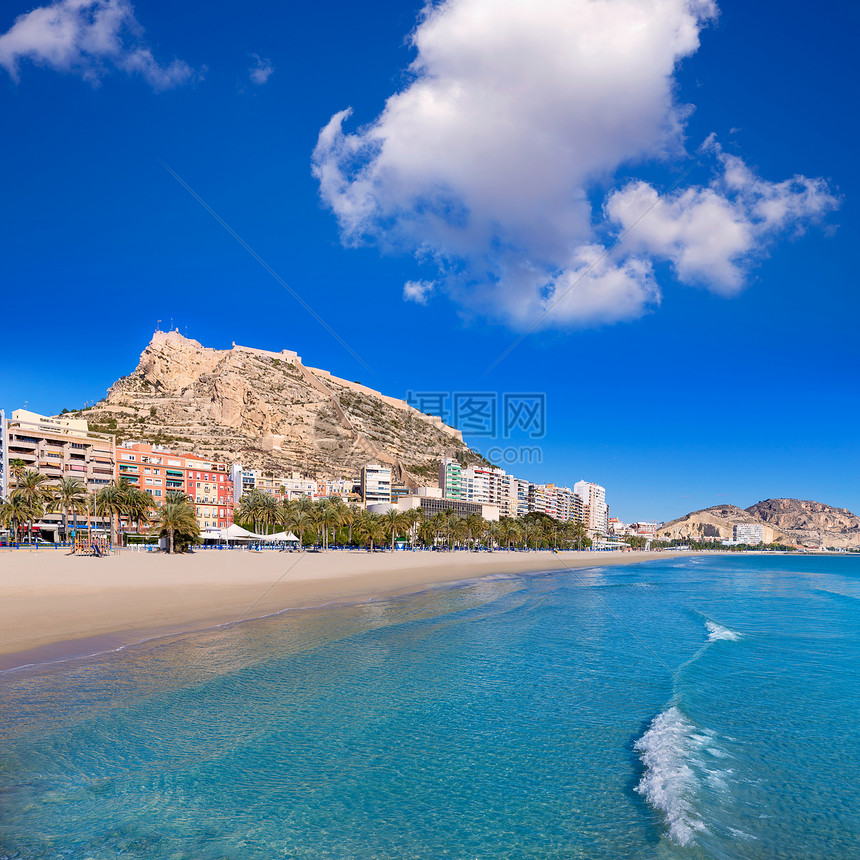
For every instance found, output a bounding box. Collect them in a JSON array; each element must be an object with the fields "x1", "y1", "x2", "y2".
[{"x1": 1, "y1": 554, "x2": 859, "y2": 858}]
